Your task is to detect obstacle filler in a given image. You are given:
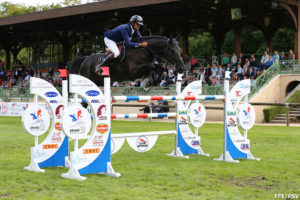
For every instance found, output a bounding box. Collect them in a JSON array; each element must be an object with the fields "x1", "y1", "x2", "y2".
[
  {"x1": 214, "y1": 73, "x2": 260, "y2": 163},
  {"x1": 23, "y1": 72, "x2": 259, "y2": 180},
  {"x1": 110, "y1": 79, "x2": 211, "y2": 158},
  {"x1": 22, "y1": 77, "x2": 68, "y2": 173}
]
